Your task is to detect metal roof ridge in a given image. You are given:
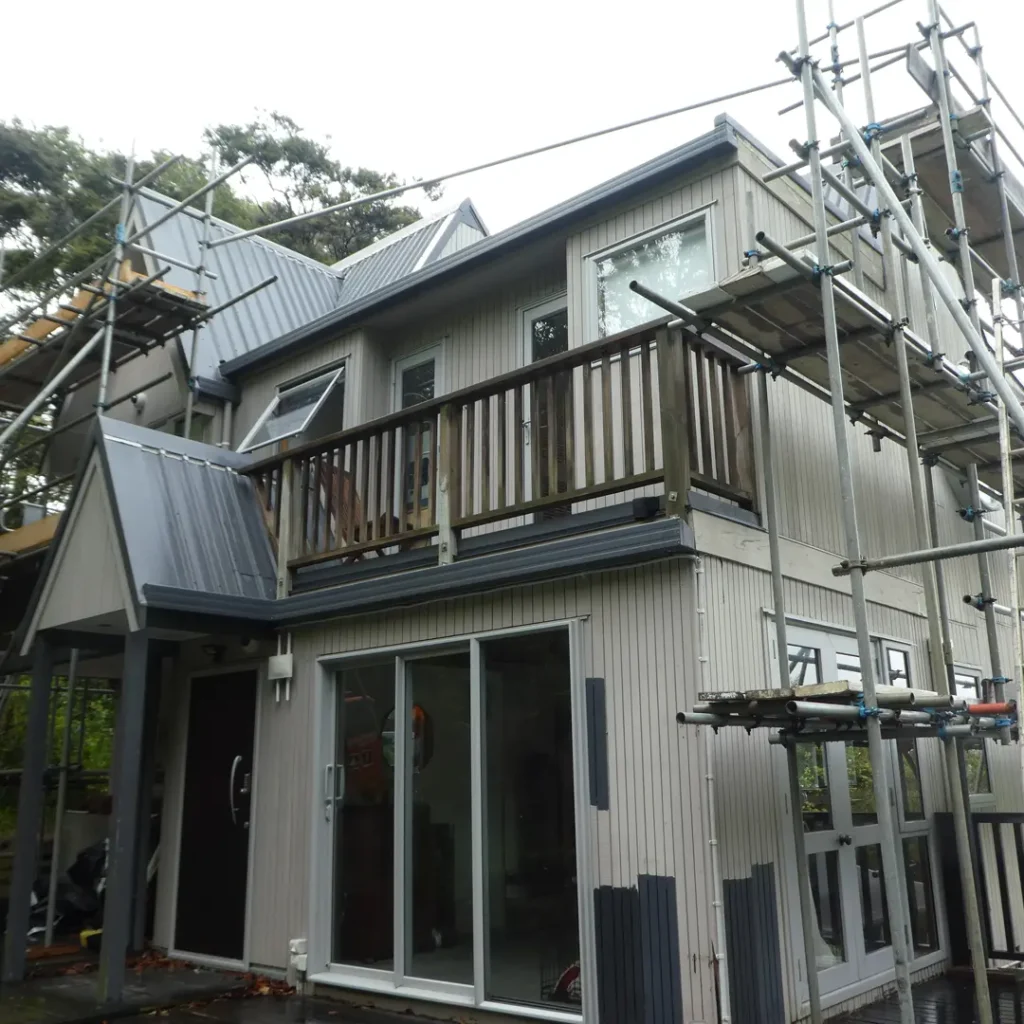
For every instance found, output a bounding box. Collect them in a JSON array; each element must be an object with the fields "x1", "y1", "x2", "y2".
[{"x1": 329, "y1": 204, "x2": 459, "y2": 271}]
